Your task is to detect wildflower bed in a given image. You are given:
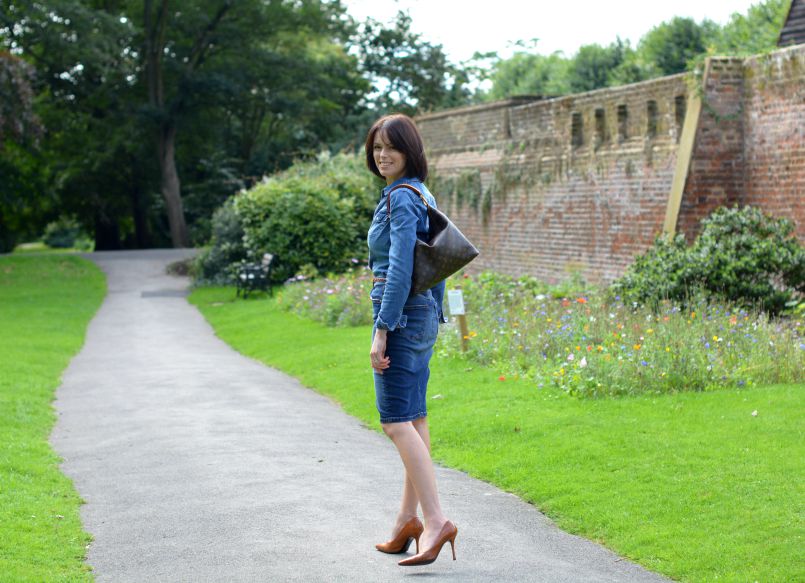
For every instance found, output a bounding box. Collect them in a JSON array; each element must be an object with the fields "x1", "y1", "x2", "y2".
[
  {"x1": 279, "y1": 270, "x2": 804, "y2": 397},
  {"x1": 189, "y1": 285, "x2": 804, "y2": 583}
]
